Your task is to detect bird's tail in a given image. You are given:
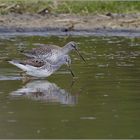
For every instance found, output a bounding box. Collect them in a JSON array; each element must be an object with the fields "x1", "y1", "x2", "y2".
[{"x1": 8, "y1": 60, "x2": 28, "y2": 71}]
